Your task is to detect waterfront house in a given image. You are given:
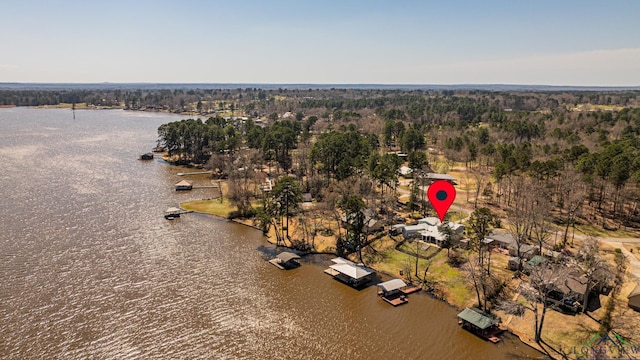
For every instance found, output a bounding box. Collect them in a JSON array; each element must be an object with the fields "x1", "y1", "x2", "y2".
[
  {"x1": 542, "y1": 269, "x2": 588, "y2": 313},
  {"x1": 420, "y1": 221, "x2": 465, "y2": 247}
]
